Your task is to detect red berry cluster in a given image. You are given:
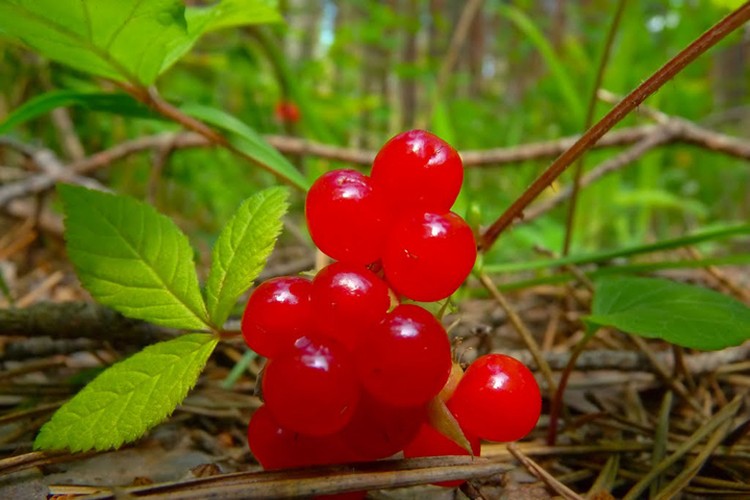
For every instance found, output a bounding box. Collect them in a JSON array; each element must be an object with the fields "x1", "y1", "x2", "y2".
[
  {"x1": 242, "y1": 130, "x2": 541, "y2": 486},
  {"x1": 305, "y1": 129, "x2": 476, "y2": 302}
]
